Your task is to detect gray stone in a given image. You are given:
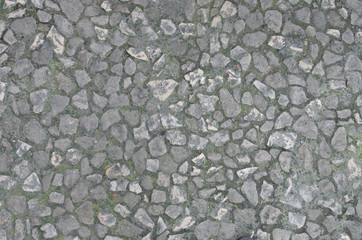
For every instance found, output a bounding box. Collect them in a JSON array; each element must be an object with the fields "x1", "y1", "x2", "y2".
[
  {"x1": 24, "y1": 119, "x2": 47, "y2": 145},
  {"x1": 288, "y1": 212, "x2": 306, "y2": 229},
  {"x1": 134, "y1": 208, "x2": 154, "y2": 229},
  {"x1": 293, "y1": 115, "x2": 318, "y2": 139},
  {"x1": 75, "y1": 70, "x2": 91, "y2": 87},
  {"x1": 331, "y1": 127, "x2": 347, "y2": 151},
  {"x1": 170, "y1": 185, "x2": 187, "y2": 204},
  {"x1": 208, "y1": 130, "x2": 230, "y2": 147},
  {"x1": 6, "y1": 195, "x2": 26, "y2": 214},
  {"x1": 50, "y1": 95, "x2": 69, "y2": 116},
  {"x1": 30, "y1": 89, "x2": 48, "y2": 113},
  {"x1": 246, "y1": 10, "x2": 263, "y2": 29},
  {"x1": 98, "y1": 213, "x2": 116, "y2": 227},
  {"x1": 194, "y1": 220, "x2": 219, "y2": 240},
  {"x1": 124, "y1": 58, "x2": 136, "y2": 75},
  {"x1": 54, "y1": 14, "x2": 73, "y2": 37},
  {"x1": 41, "y1": 223, "x2": 58, "y2": 239},
  {"x1": 118, "y1": 219, "x2": 143, "y2": 238},
  {"x1": 80, "y1": 113, "x2": 99, "y2": 132},
  {"x1": 210, "y1": 53, "x2": 230, "y2": 68},
  {"x1": 272, "y1": 229, "x2": 292, "y2": 240},
  {"x1": 49, "y1": 192, "x2": 65, "y2": 204},
  {"x1": 260, "y1": 205, "x2": 281, "y2": 224},
  {"x1": 71, "y1": 89, "x2": 88, "y2": 110},
  {"x1": 227, "y1": 188, "x2": 245, "y2": 203},
  {"x1": 230, "y1": 46, "x2": 251, "y2": 71},
  {"x1": 260, "y1": 181, "x2": 274, "y2": 199},
  {"x1": 56, "y1": 214, "x2": 80, "y2": 235},
  {"x1": 243, "y1": 32, "x2": 267, "y2": 47},
  {"x1": 149, "y1": 136, "x2": 167, "y2": 157},
  {"x1": 323, "y1": 51, "x2": 342, "y2": 65},
  {"x1": 131, "y1": 86, "x2": 148, "y2": 106},
  {"x1": 100, "y1": 109, "x2": 121, "y2": 131},
  {"x1": 188, "y1": 134, "x2": 209, "y2": 150},
  {"x1": 23, "y1": 172, "x2": 41, "y2": 192},
  {"x1": 295, "y1": 7, "x2": 310, "y2": 24},
  {"x1": 220, "y1": 1, "x2": 237, "y2": 18},
  {"x1": 241, "y1": 179, "x2": 258, "y2": 206},
  {"x1": 219, "y1": 88, "x2": 241, "y2": 118},
  {"x1": 59, "y1": 0, "x2": 84, "y2": 22},
  {"x1": 132, "y1": 147, "x2": 147, "y2": 173},
  {"x1": 75, "y1": 201, "x2": 94, "y2": 225},
  {"x1": 13, "y1": 59, "x2": 34, "y2": 78},
  {"x1": 306, "y1": 222, "x2": 323, "y2": 238},
  {"x1": 345, "y1": 54, "x2": 362, "y2": 71},
  {"x1": 10, "y1": 17, "x2": 36, "y2": 36},
  {"x1": 59, "y1": 114, "x2": 79, "y2": 135},
  {"x1": 234, "y1": 208, "x2": 256, "y2": 226},
  {"x1": 64, "y1": 169, "x2": 80, "y2": 188},
  {"x1": 28, "y1": 199, "x2": 51, "y2": 217},
  {"x1": 56, "y1": 73, "x2": 76, "y2": 94},
  {"x1": 265, "y1": 72, "x2": 287, "y2": 89},
  {"x1": 71, "y1": 182, "x2": 88, "y2": 203},
  {"x1": 90, "y1": 185, "x2": 107, "y2": 200},
  {"x1": 265, "y1": 10, "x2": 282, "y2": 32}
]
